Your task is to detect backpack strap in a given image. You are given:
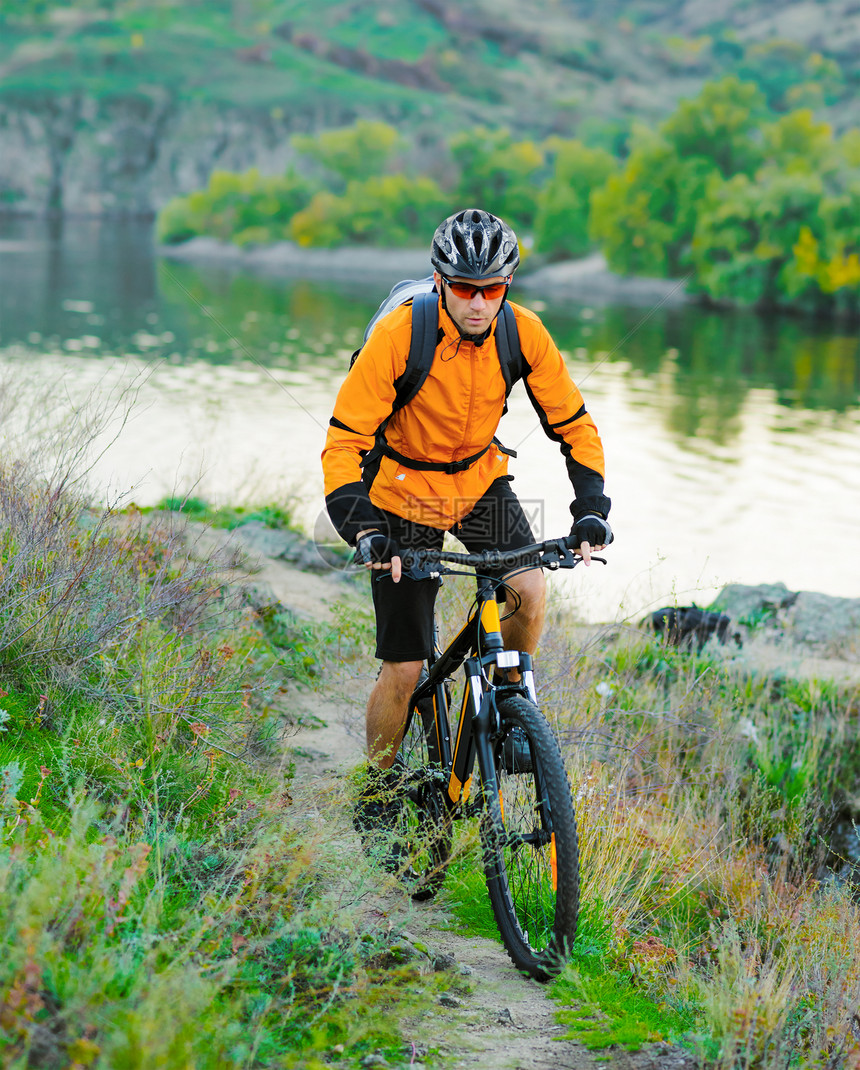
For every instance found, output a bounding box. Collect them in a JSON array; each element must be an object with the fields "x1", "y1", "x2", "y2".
[
  {"x1": 392, "y1": 292, "x2": 440, "y2": 411},
  {"x1": 495, "y1": 303, "x2": 524, "y2": 397}
]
